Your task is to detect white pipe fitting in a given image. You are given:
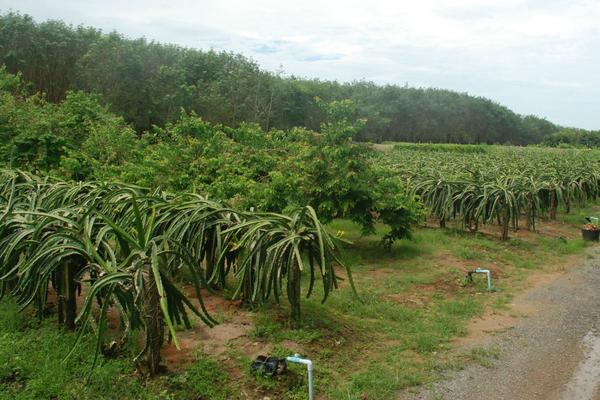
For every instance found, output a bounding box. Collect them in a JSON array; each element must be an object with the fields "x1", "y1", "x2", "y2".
[
  {"x1": 286, "y1": 354, "x2": 314, "y2": 400},
  {"x1": 473, "y1": 267, "x2": 492, "y2": 291}
]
